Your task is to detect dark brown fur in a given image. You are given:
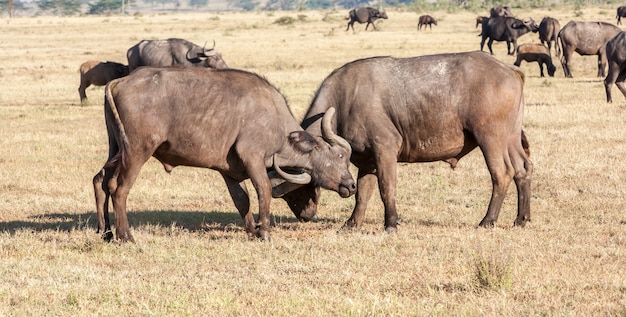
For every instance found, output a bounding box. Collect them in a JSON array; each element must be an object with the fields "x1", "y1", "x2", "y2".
[
  {"x1": 346, "y1": 7, "x2": 388, "y2": 31},
  {"x1": 418, "y1": 15, "x2": 437, "y2": 30},
  {"x1": 78, "y1": 60, "x2": 128, "y2": 103},
  {"x1": 514, "y1": 43, "x2": 557, "y2": 77},
  {"x1": 604, "y1": 31, "x2": 626, "y2": 103},
  {"x1": 538, "y1": 17, "x2": 561, "y2": 57}
]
